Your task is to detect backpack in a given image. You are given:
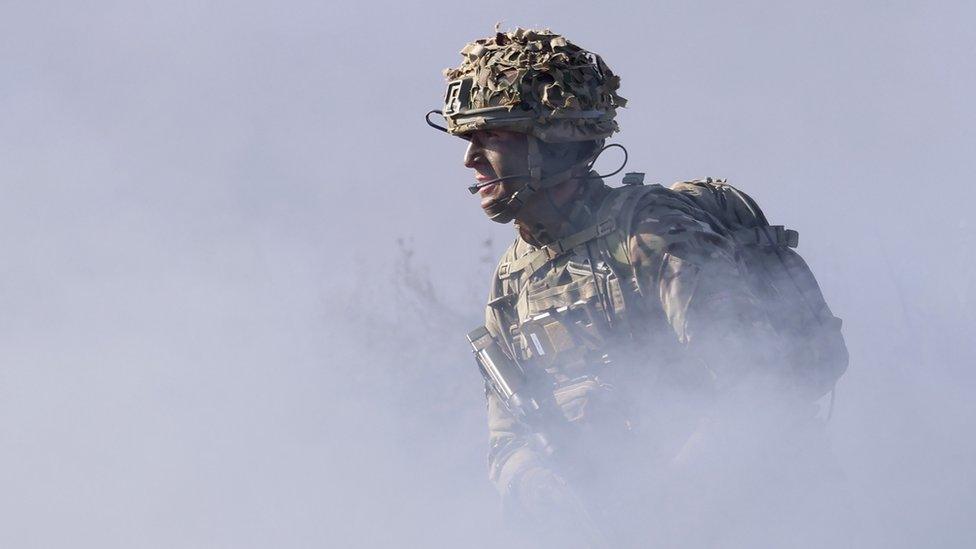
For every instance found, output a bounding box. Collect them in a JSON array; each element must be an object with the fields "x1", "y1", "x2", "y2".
[{"x1": 624, "y1": 176, "x2": 848, "y2": 398}]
